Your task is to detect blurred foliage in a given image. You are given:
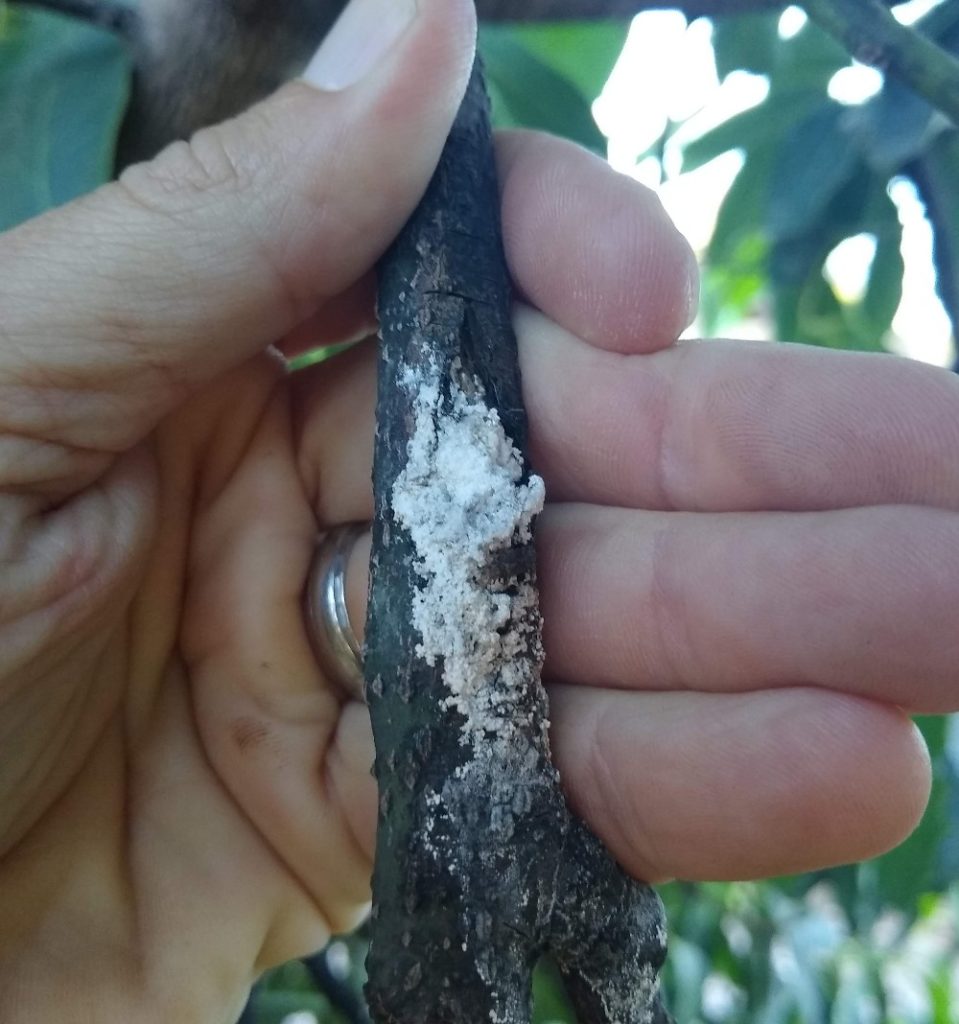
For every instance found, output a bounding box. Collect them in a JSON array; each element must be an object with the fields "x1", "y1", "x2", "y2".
[
  {"x1": 684, "y1": 4, "x2": 959, "y2": 350},
  {"x1": 479, "y1": 21, "x2": 629, "y2": 153},
  {"x1": 3, "y1": 3, "x2": 959, "y2": 1022},
  {"x1": 0, "y1": 1, "x2": 130, "y2": 231}
]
